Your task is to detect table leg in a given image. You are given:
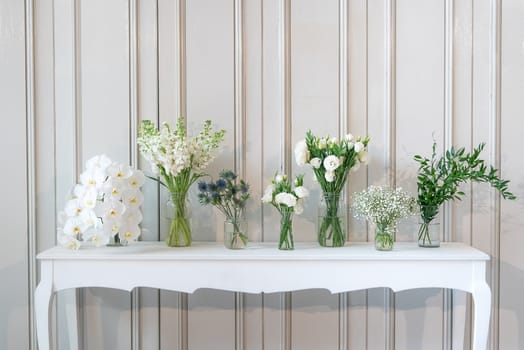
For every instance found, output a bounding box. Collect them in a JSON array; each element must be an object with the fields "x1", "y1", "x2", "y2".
[
  {"x1": 35, "y1": 279, "x2": 53, "y2": 350},
  {"x1": 471, "y1": 282, "x2": 491, "y2": 350}
]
